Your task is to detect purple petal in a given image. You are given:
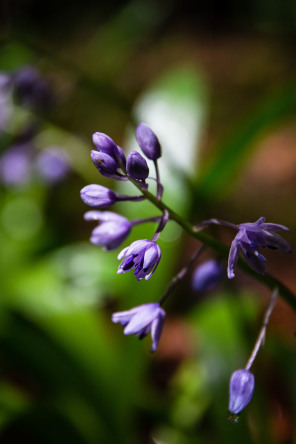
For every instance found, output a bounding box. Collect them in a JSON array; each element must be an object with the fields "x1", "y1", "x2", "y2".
[
  {"x1": 123, "y1": 303, "x2": 157, "y2": 335},
  {"x1": 242, "y1": 250, "x2": 266, "y2": 275},
  {"x1": 227, "y1": 238, "x2": 240, "y2": 279},
  {"x1": 150, "y1": 308, "x2": 165, "y2": 352},
  {"x1": 112, "y1": 307, "x2": 141, "y2": 325},
  {"x1": 261, "y1": 223, "x2": 290, "y2": 232}
]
